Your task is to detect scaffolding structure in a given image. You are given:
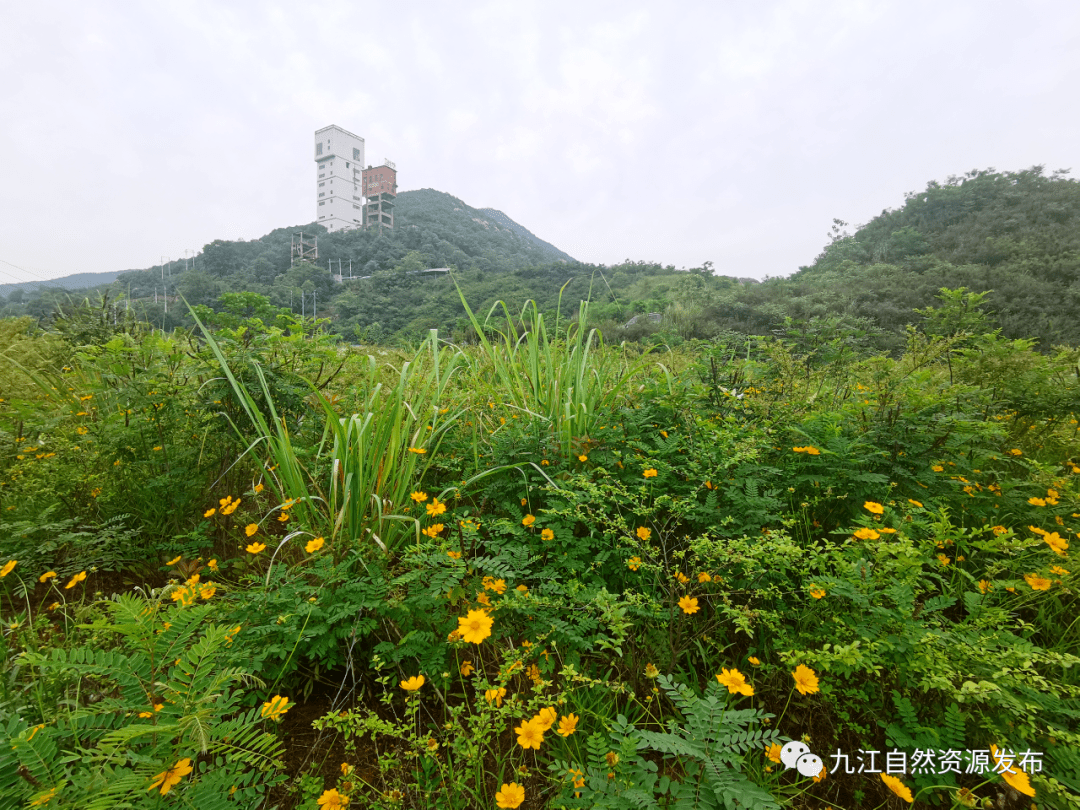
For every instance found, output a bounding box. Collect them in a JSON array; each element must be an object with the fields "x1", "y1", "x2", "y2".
[{"x1": 291, "y1": 232, "x2": 318, "y2": 266}]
